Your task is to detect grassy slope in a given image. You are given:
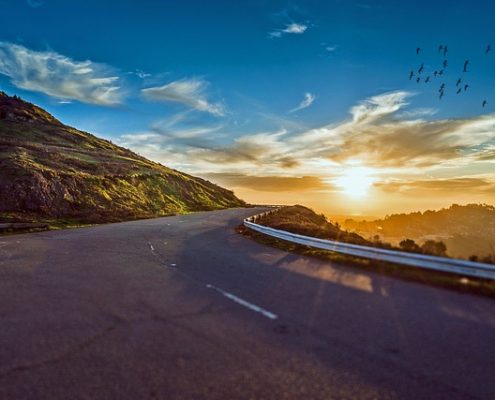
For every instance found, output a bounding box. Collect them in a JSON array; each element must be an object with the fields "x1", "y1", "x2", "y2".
[
  {"x1": 0, "y1": 93, "x2": 245, "y2": 226},
  {"x1": 255, "y1": 205, "x2": 371, "y2": 245}
]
